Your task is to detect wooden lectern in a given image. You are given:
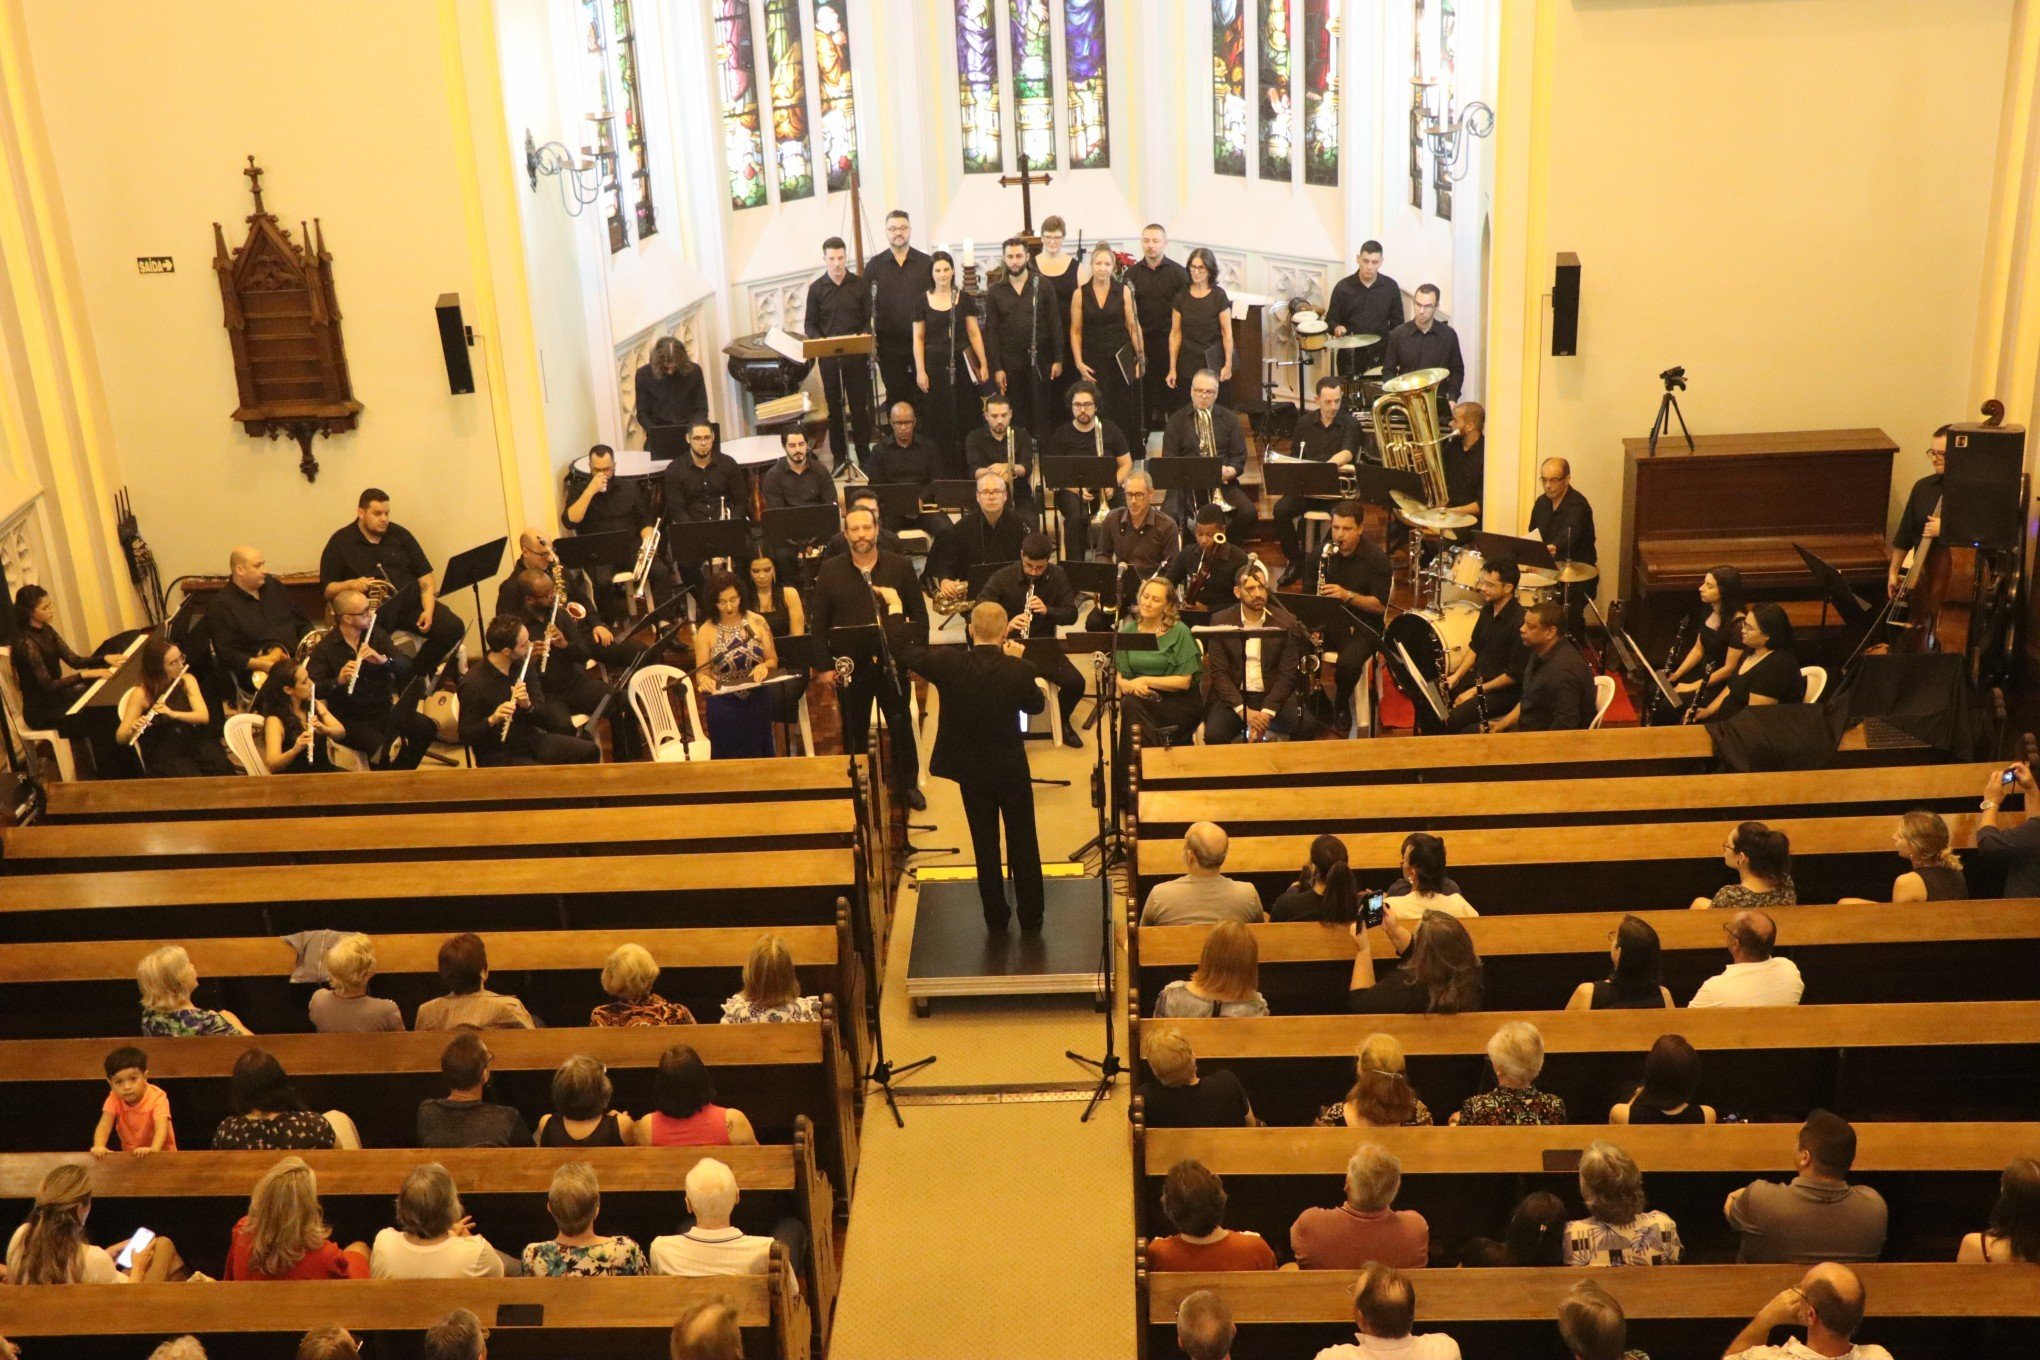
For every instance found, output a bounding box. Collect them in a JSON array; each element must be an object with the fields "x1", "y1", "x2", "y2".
[{"x1": 801, "y1": 333, "x2": 875, "y2": 361}]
